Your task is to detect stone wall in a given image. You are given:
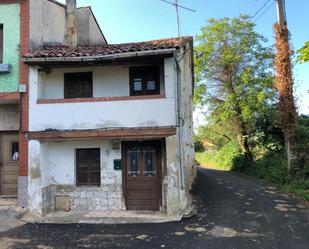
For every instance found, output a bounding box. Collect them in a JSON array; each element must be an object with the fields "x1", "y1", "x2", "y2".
[
  {"x1": 54, "y1": 184, "x2": 125, "y2": 211},
  {"x1": 41, "y1": 184, "x2": 125, "y2": 215}
]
